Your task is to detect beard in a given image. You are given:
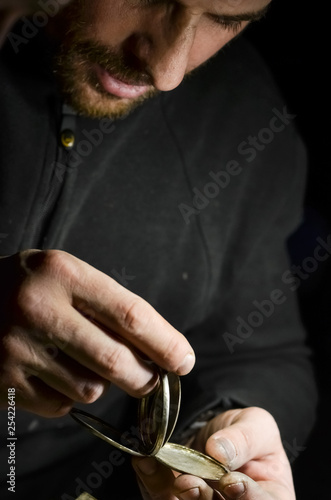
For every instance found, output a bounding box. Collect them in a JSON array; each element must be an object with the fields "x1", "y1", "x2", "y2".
[{"x1": 53, "y1": 8, "x2": 159, "y2": 120}]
